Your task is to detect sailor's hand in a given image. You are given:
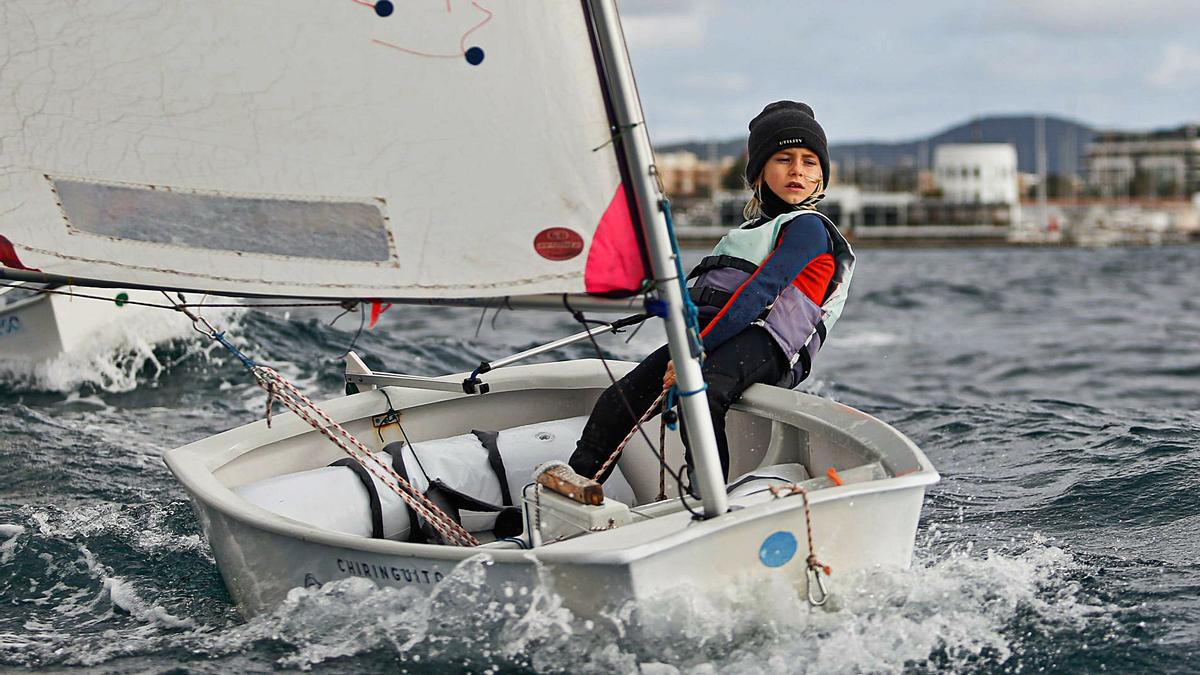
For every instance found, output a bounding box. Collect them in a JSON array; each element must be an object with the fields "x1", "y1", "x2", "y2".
[{"x1": 663, "y1": 361, "x2": 676, "y2": 389}]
